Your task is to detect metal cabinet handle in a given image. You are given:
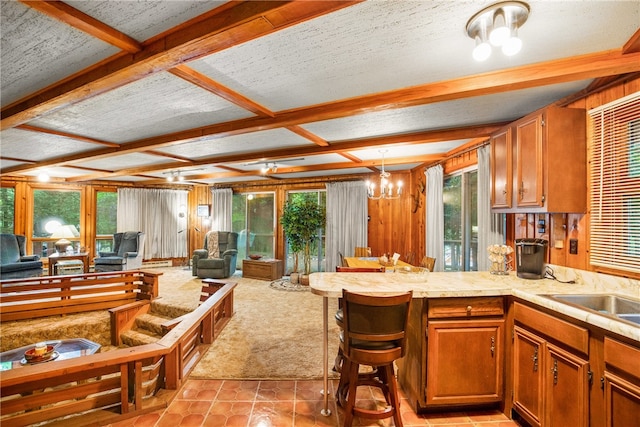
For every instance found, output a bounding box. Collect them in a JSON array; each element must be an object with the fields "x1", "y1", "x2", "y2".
[
  {"x1": 490, "y1": 336, "x2": 495, "y2": 356},
  {"x1": 551, "y1": 359, "x2": 558, "y2": 385},
  {"x1": 532, "y1": 346, "x2": 538, "y2": 371}
]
